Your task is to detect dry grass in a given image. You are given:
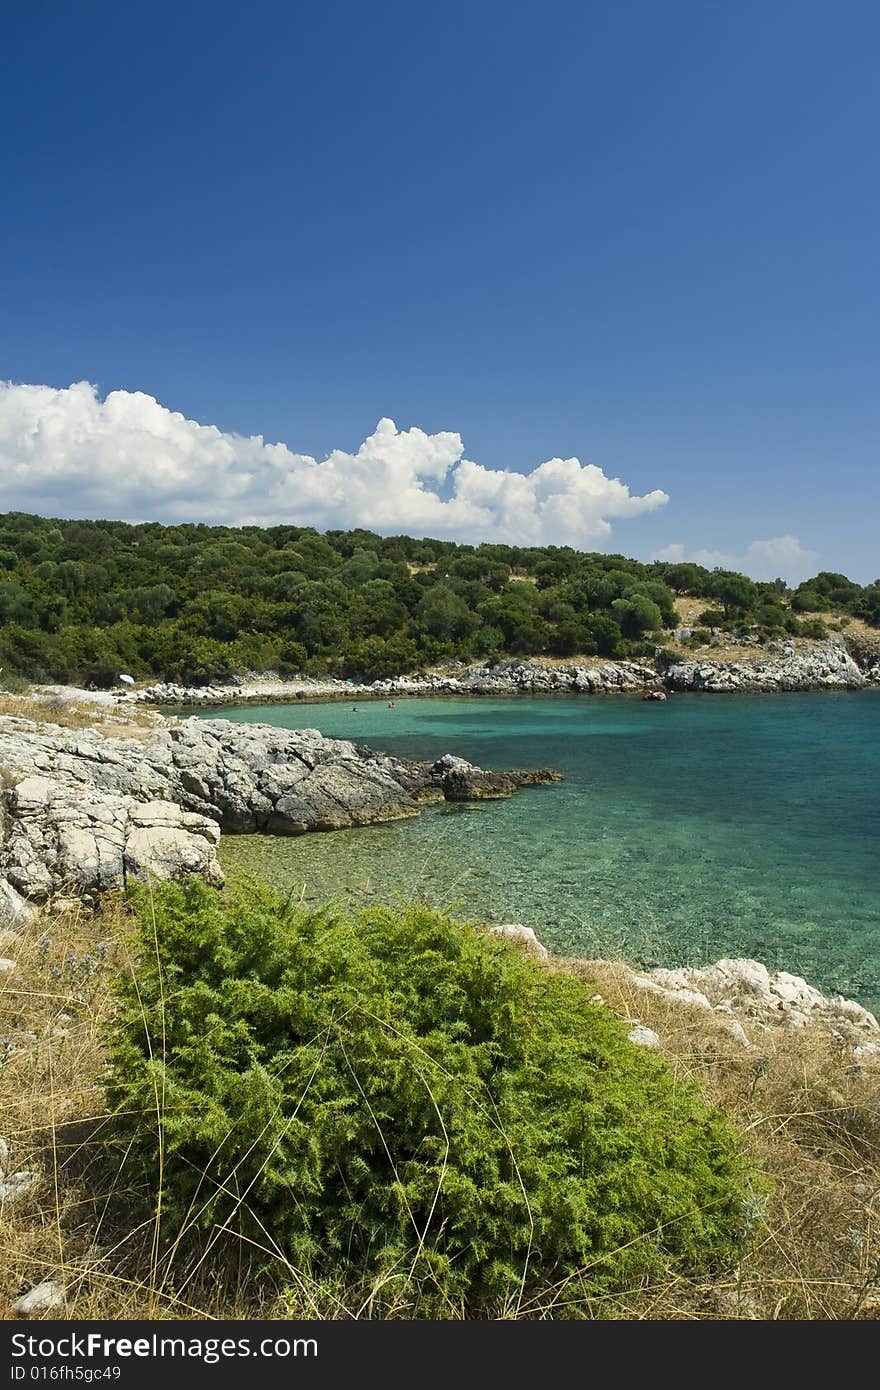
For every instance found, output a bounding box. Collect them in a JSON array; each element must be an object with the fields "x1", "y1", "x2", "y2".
[
  {"x1": 1, "y1": 904, "x2": 879, "y2": 1321},
  {"x1": 0, "y1": 900, "x2": 131, "y2": 1319},
  {"x1": 0, "y1": 900, "x2": 295, "y2": 1321},
  {"x1": 840, "y1": 615, "x2": 879, "y2": 644},
  {"x1": 564, "y1": 959, "x2": 880, "y2": 1319},
  {"x1": 673, "y1": 596, "x2": 713, "y2": 629},
  {"x1": 841, "y1": 618, "x2": 880, "y2": 669},
  {"x1": 0, "y1": 693, "x2": 160, "y2": 741}
]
